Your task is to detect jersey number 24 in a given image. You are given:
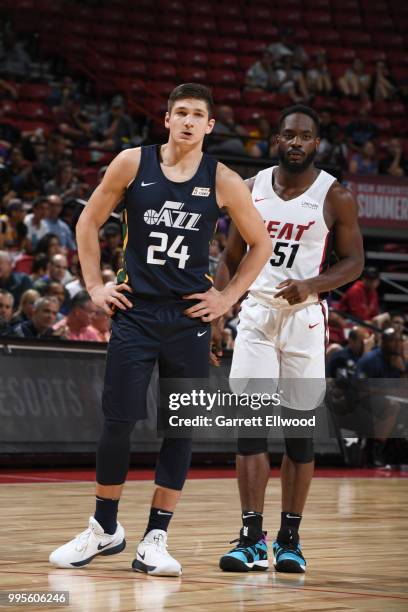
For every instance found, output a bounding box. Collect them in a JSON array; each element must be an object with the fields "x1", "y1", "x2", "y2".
[{"x1": 147, "y1": 231, "x2": 190, "y2": 269}]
